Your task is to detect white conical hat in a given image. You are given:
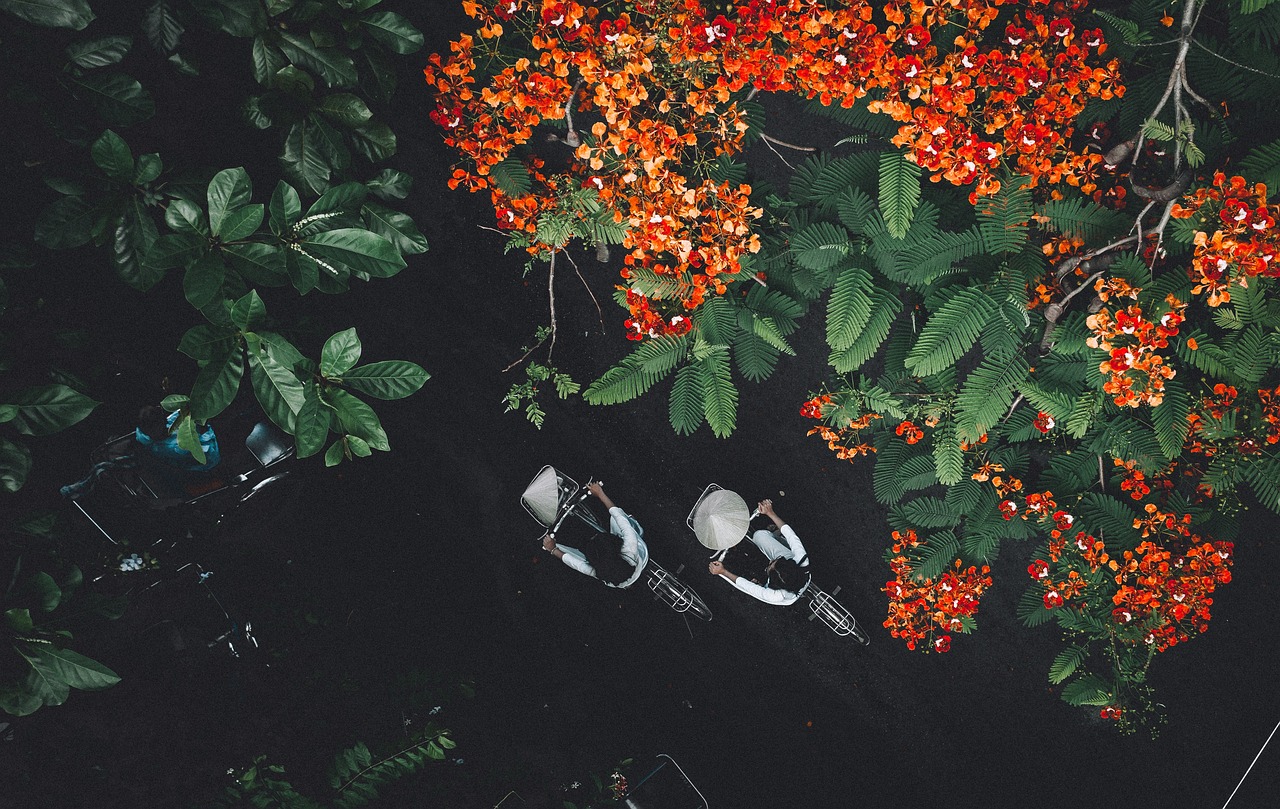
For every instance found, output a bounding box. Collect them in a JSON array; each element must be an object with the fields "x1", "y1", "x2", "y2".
[
  {"x1": 521, "y1": 466, "x2": 561, "y2": 527},
  {"x1": 692, "y1": 489, "x2": 750, "y2": 550}
]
